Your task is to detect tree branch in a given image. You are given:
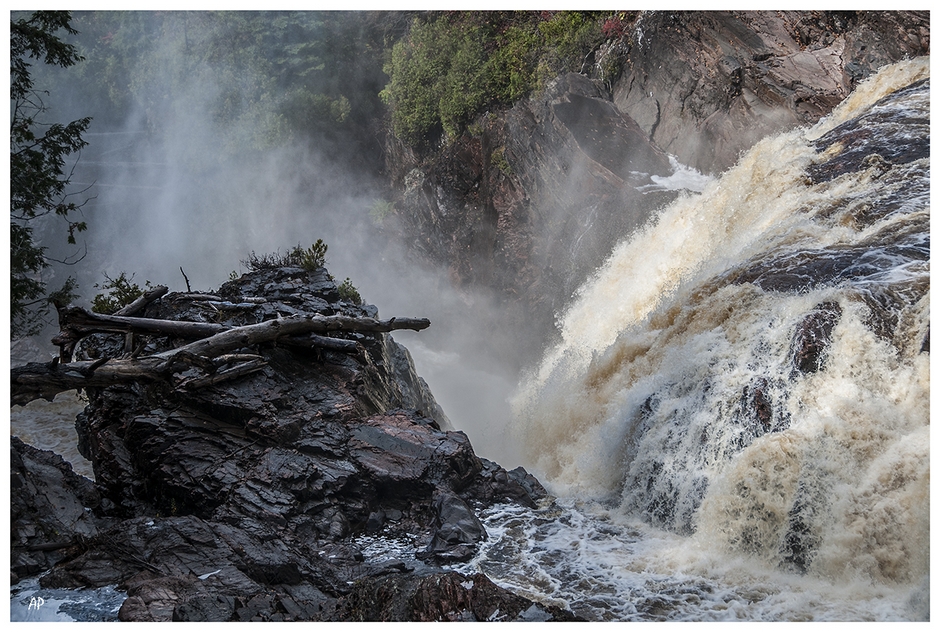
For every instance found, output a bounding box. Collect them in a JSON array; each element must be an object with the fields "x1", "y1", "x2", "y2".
[{"x1": 113, "y1": 285, "x2": 169, "y2": 316}]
